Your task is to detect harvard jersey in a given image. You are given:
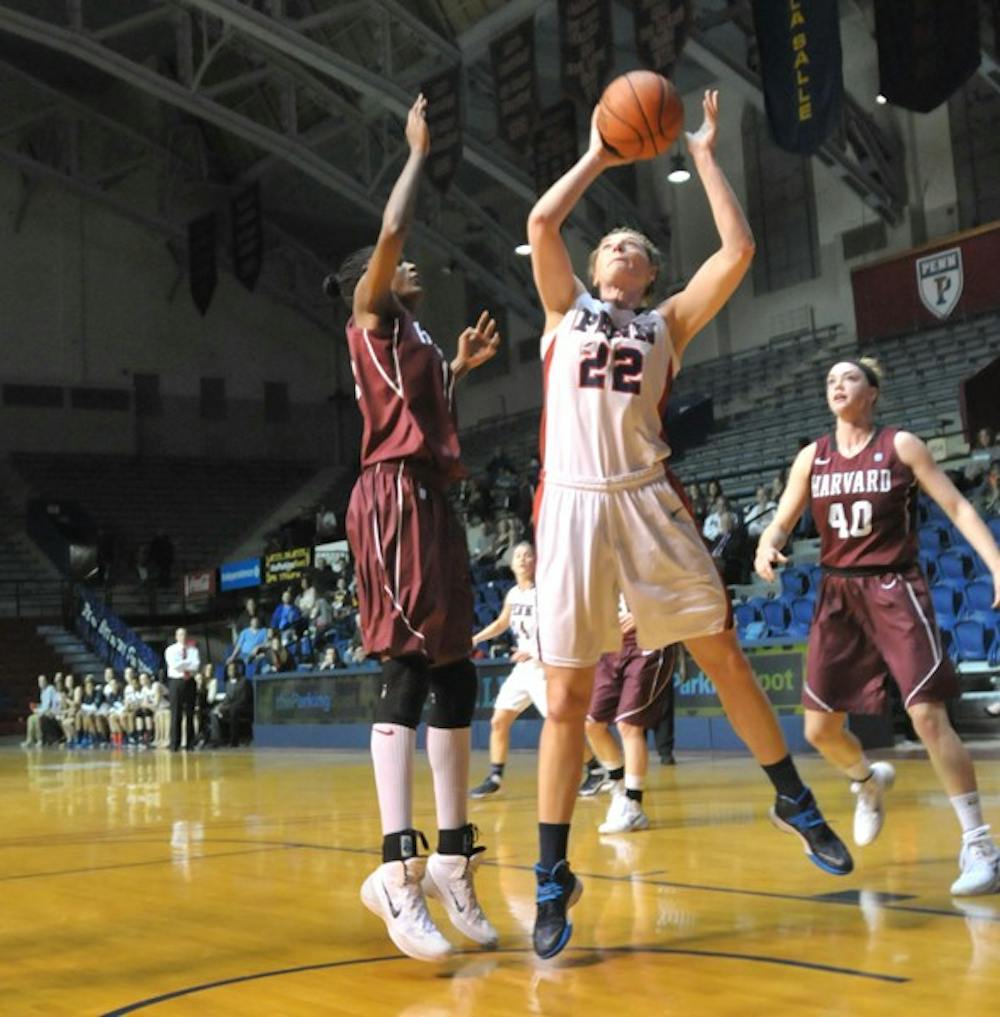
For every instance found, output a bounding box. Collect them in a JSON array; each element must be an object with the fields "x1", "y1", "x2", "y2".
[
  {"x1": 539, "y1": 292, "x2": 679, "y2": 486},
  {"x1": 346, "y1": 310, "x2": 464, "y2": 480},
  {"x1": 506, "y1": 583, "x2": 539, "y2": 658},
  {"x1": 810, "y1": 427, "x2": 918, "y2": 569}
]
